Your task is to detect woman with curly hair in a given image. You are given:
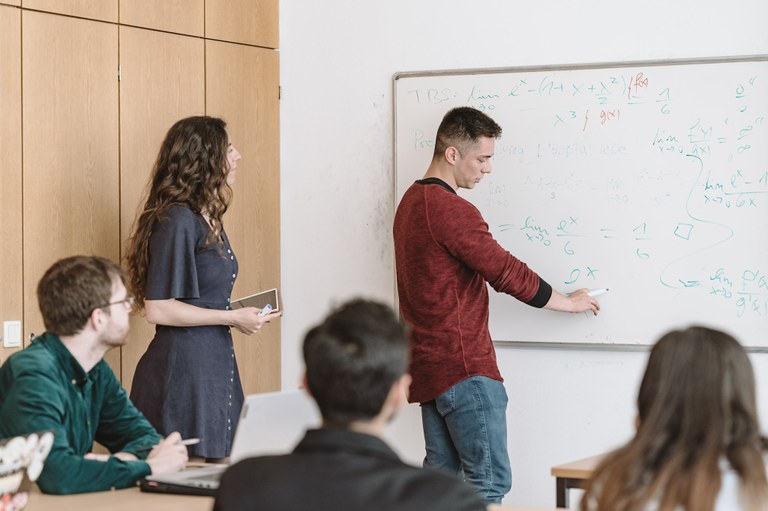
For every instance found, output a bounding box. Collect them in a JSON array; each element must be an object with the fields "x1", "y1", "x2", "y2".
[
  {"x1": 581, "y1": 326, "x2": 768, "y2": 511},
  {"x1": 125, "y1": 116, "x2": 280, "y2": 461}
]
